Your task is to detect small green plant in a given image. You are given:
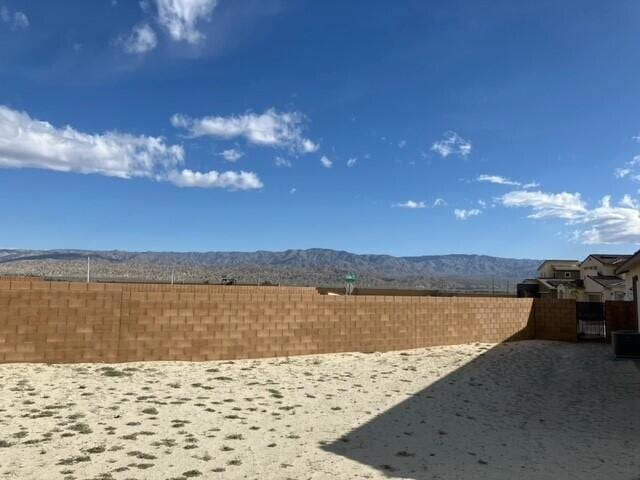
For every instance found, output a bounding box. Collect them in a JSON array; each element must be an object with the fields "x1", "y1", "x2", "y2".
[
  {"x1": 127, "y1": 451, "x2": 157, "y2": 460},
  {"x1": 68, "y1": 423, "x2": 92, "y2": 434},
  {"x1": 85, "y1": 446, "x2": 106, "y2": 454},
  {"x1": 99, "y1": 367, "x2": 130, "y2": 378},
  {"x1": 183, "y1": 470, "x2": 202, "y2": 477},
  {"x1": 57, "y1": 455, "x2": 91, "y2": 465}
]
